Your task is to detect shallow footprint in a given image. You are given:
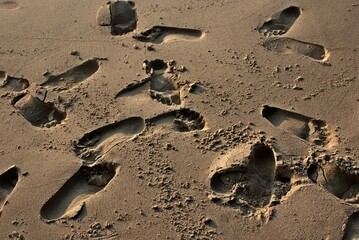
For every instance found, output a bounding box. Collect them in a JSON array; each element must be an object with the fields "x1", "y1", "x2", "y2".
[
  {"x1": 40, "y1": 59, "x2": 99, "y2": 91},
  {"x1": 96, "y1": 1, "x2": 137, "y2": 36},
  {"x1": 116, "y1": 59, "x2": 186, "y2": 105},
  {"x1": 0, "y1": 166, "x2": 19, "y2": 216},
  {"x1": 12, "y1": 93, "x2": 66, "y2": 128},
  {"x1": 309, "y1": 162, "x2": 359, "y2": 204},
  {"x1": 0, "y1": 1, "x2": 19, "y2": 10},
  {"x1": 0, "y1": 71, "x2": 29, "y2": 92},
  {"x1": 133, "y1": 26, "x2": 204, "y2": 44},
  {"x1": 74, "y1": 117, "x2": 145, "y2": 163},
  {"x1": 263, "y1": 37, "x2": 328, "y2": 61},
  {"x1": 258, "y1": 6, "x2": 301, "y2": 36},
  {"x1": 40, "y1": 162, "x2": 118, "y2": 222},
  {"x1": 343, "y1": 212, "x2": 359, "y2": 240},
  {"x1": 209, "y1": 142, "x2": 276, "y2": 211},
  {"x1": 148, "y1": 108, "x2": 206, "y2": 133},
  {"x1": 262, "y1": 105, "x2": 331, "y2": 146}
]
